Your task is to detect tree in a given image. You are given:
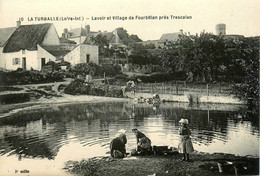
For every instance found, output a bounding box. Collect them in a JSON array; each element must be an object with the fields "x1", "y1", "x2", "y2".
[
  {"x1": 160, "y1": 32, "x2": 228, "y2": 82},
  {"x1": 129, "y1": 35, "x2": 142, "y2": 42},
  {"x1": 230, "y1": 37, "x2": 259, "y2": 114},
  {"x1": 92, "y1": 34, "x2": 110, "y2": 56},
  {"x1": 116, "y1": 27, "x2": 129, "y2": 40}
]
